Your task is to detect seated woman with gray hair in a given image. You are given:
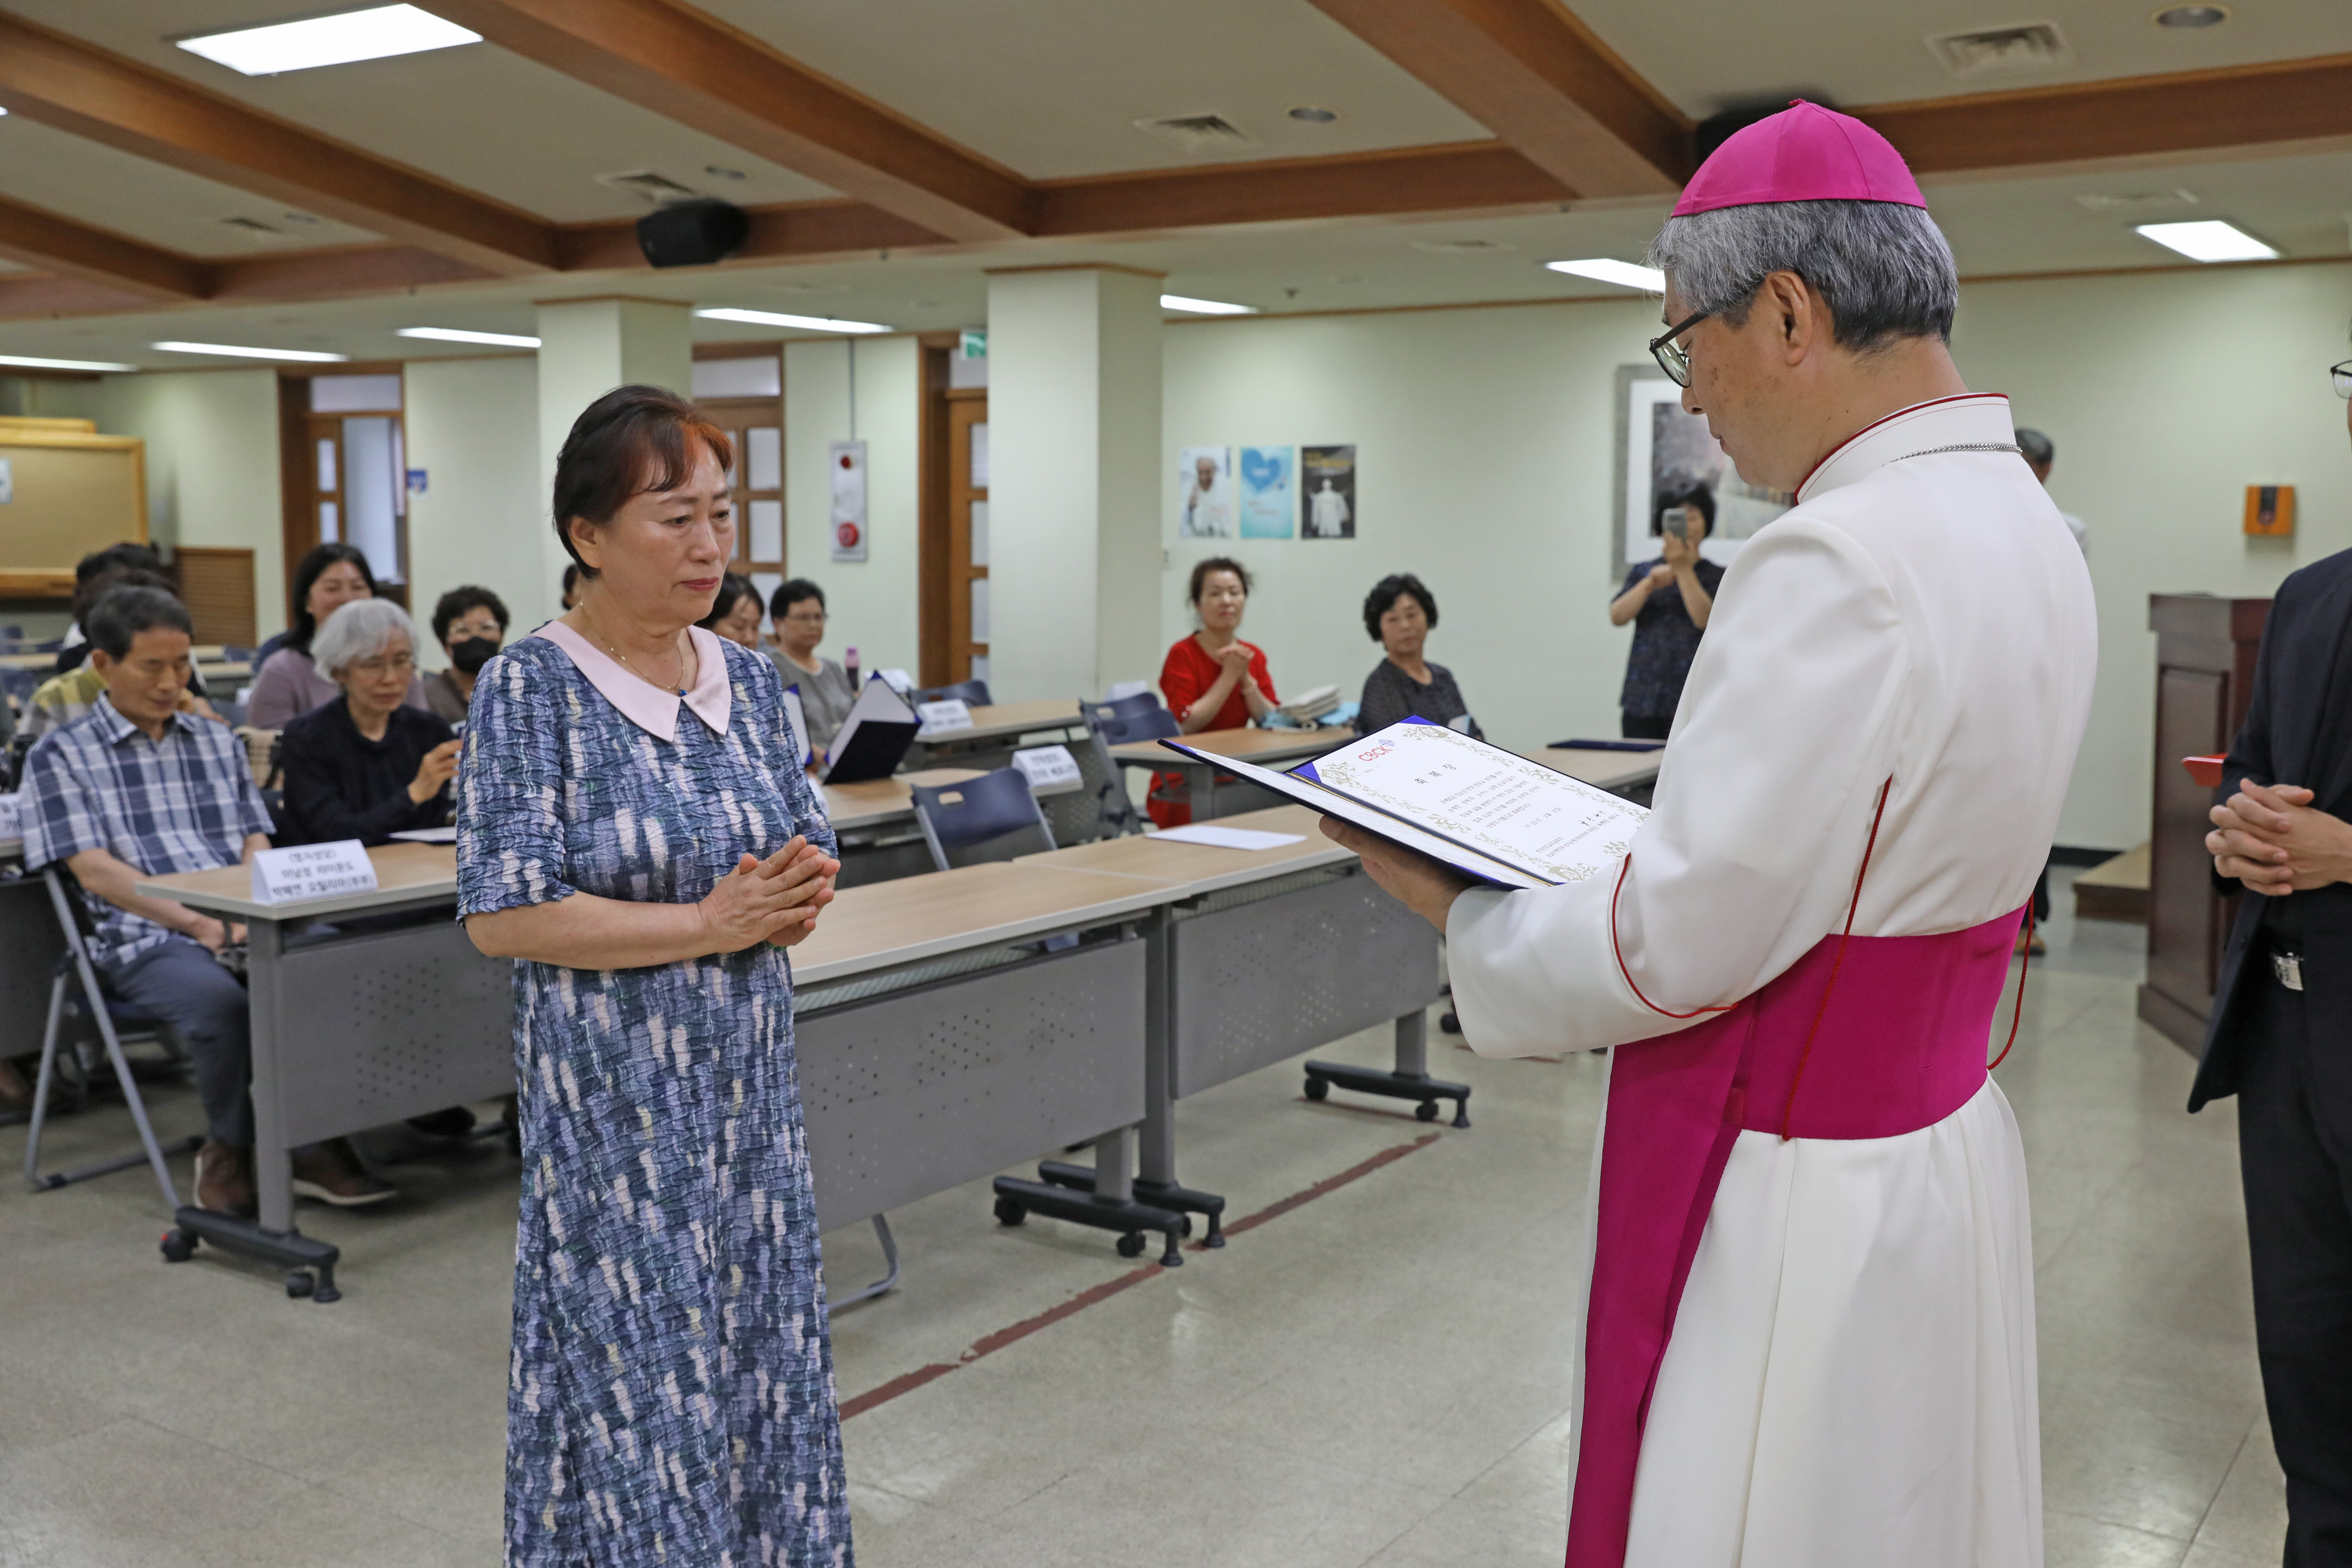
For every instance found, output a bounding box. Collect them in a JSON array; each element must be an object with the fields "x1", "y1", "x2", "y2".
[{"x1": 276, "y1": 597, "x2": 461, "y2": 848}]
